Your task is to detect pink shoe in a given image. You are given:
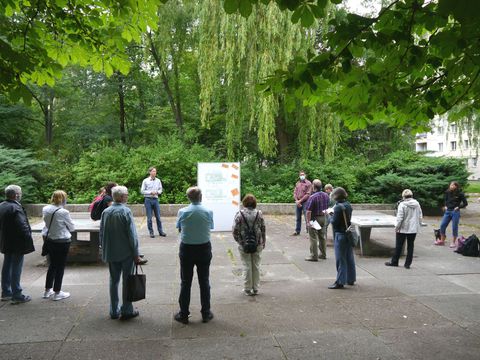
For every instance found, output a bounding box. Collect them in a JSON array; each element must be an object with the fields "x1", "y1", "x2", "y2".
[
  {"x1": 434, "y1": 240, "x2": 445, "y2": 246},
  {"x1": 449, "y1": 243, "x2": 456, "y2": 248}
]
